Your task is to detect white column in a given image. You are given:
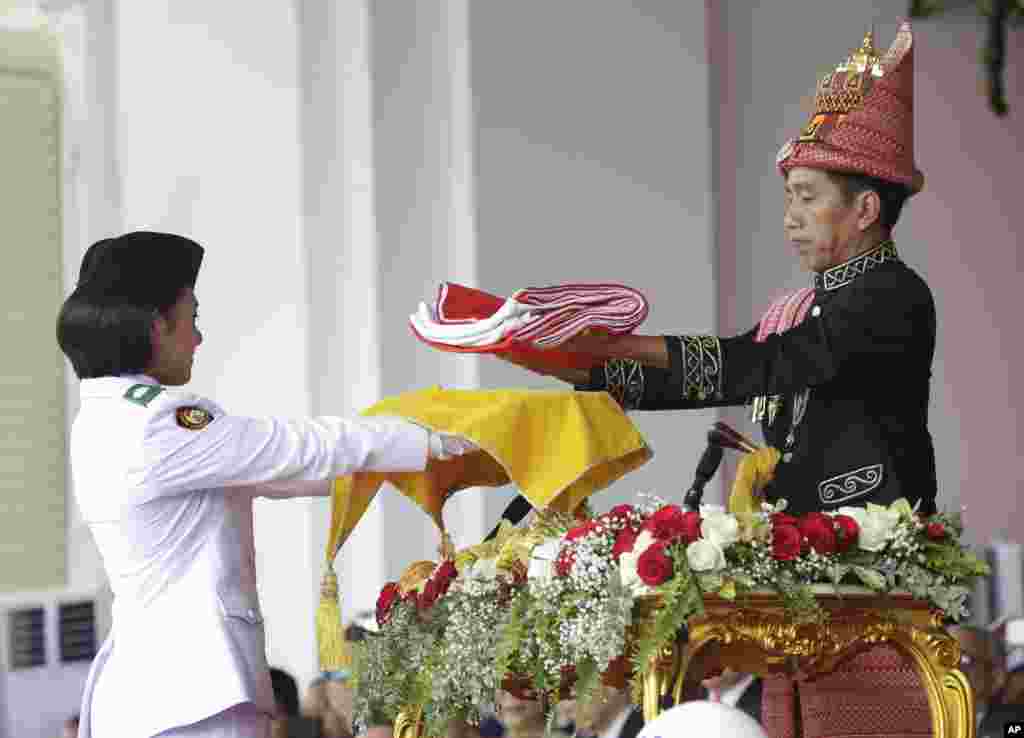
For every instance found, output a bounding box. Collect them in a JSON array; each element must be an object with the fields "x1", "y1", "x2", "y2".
[
  {"x1": 297, "y1": 0, "x2": 389, "y2": 646},
  {"x1": 113, "y1": 0, "x2": 315, "y2": 685},
  {"x1": 369, "y1": 0, "x2": 484, "y2": 567},
  {"x1": 436, "y1": 0, "x2": 485, "y2": 548}
]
